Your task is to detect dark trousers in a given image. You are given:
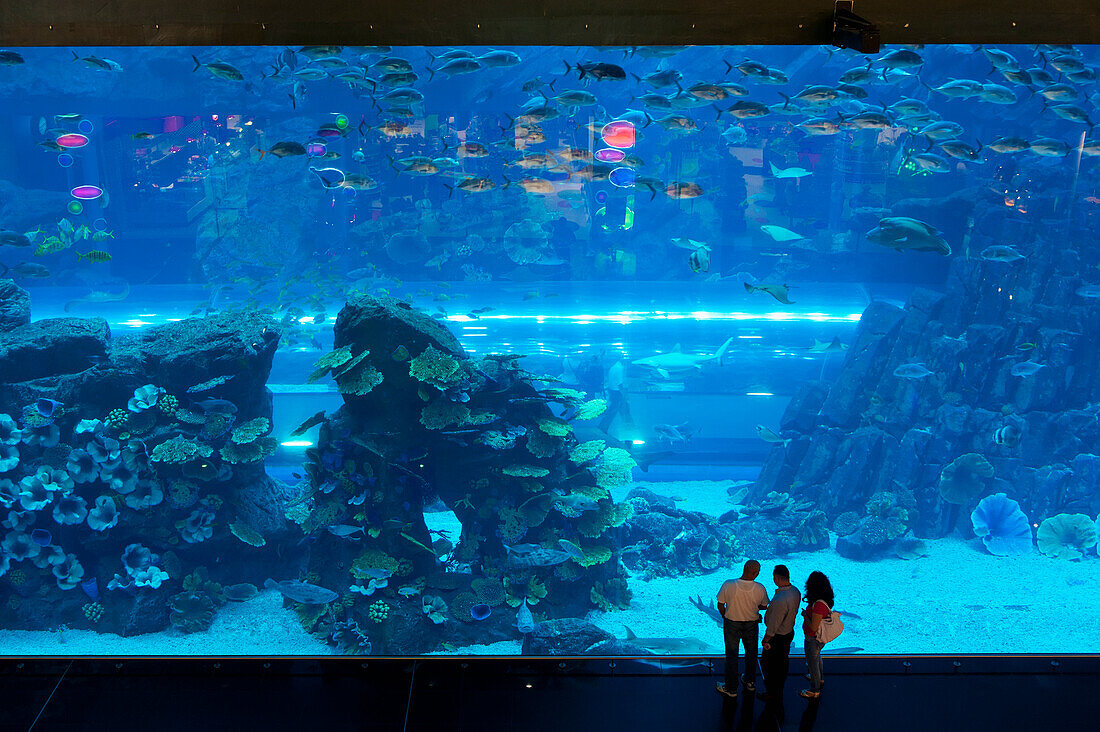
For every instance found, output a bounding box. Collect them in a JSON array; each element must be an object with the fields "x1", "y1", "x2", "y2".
[
  {"x1": 722, "y1": 619, "x2": 758, "y2": 687},
  {"x1": 761, "y1": 632, "x2": 794, "y2": 694}
]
